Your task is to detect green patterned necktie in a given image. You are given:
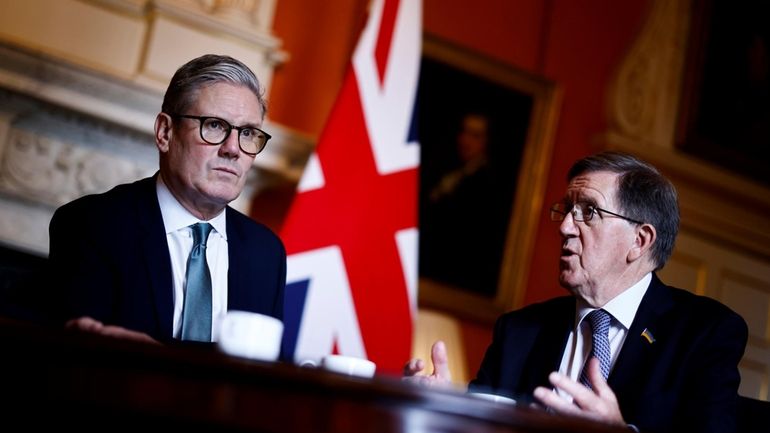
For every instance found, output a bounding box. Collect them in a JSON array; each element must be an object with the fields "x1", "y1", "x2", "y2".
[{"x1": 180, "y1": 223, "x2": 213, "y2": 342}]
